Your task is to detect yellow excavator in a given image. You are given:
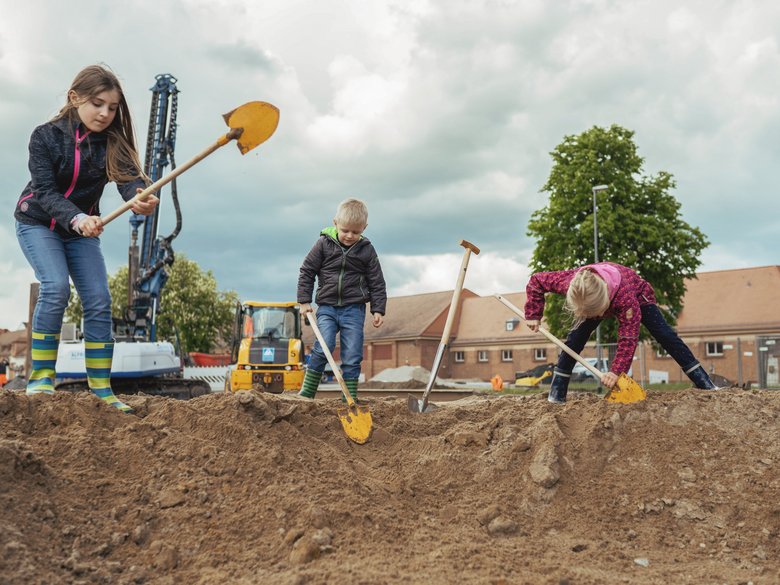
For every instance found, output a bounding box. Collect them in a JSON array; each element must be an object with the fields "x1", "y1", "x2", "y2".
[
  {"x1": 225, "y1": 301, "x2": 305, "y2": 393},
  {"x1": 514, "y1": 363, "x2": 554, "y2": 388}
]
